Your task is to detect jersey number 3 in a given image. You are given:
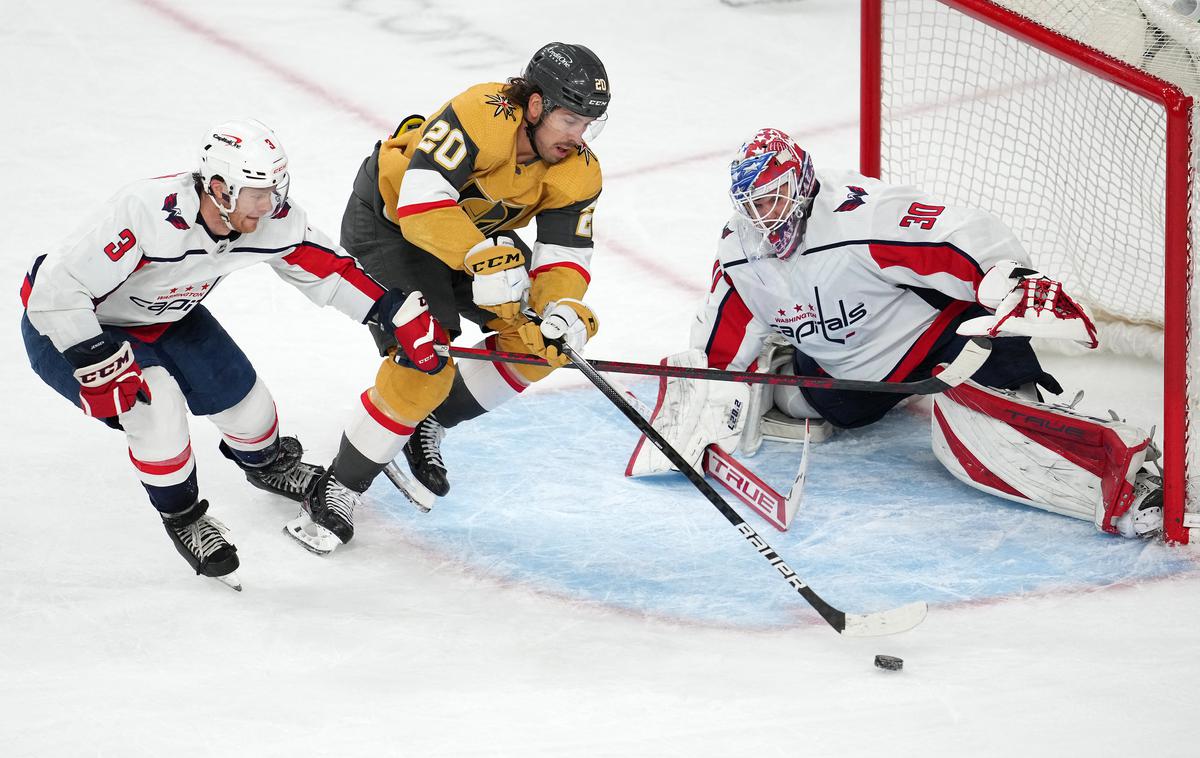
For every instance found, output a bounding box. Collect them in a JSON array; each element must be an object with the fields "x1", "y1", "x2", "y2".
[
  {"x1": 104, "y1": 229, "x2": 137, "y2": 261},
  {"x1": 899, "y1": 202, "x2": 944, "y2": 230}
]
